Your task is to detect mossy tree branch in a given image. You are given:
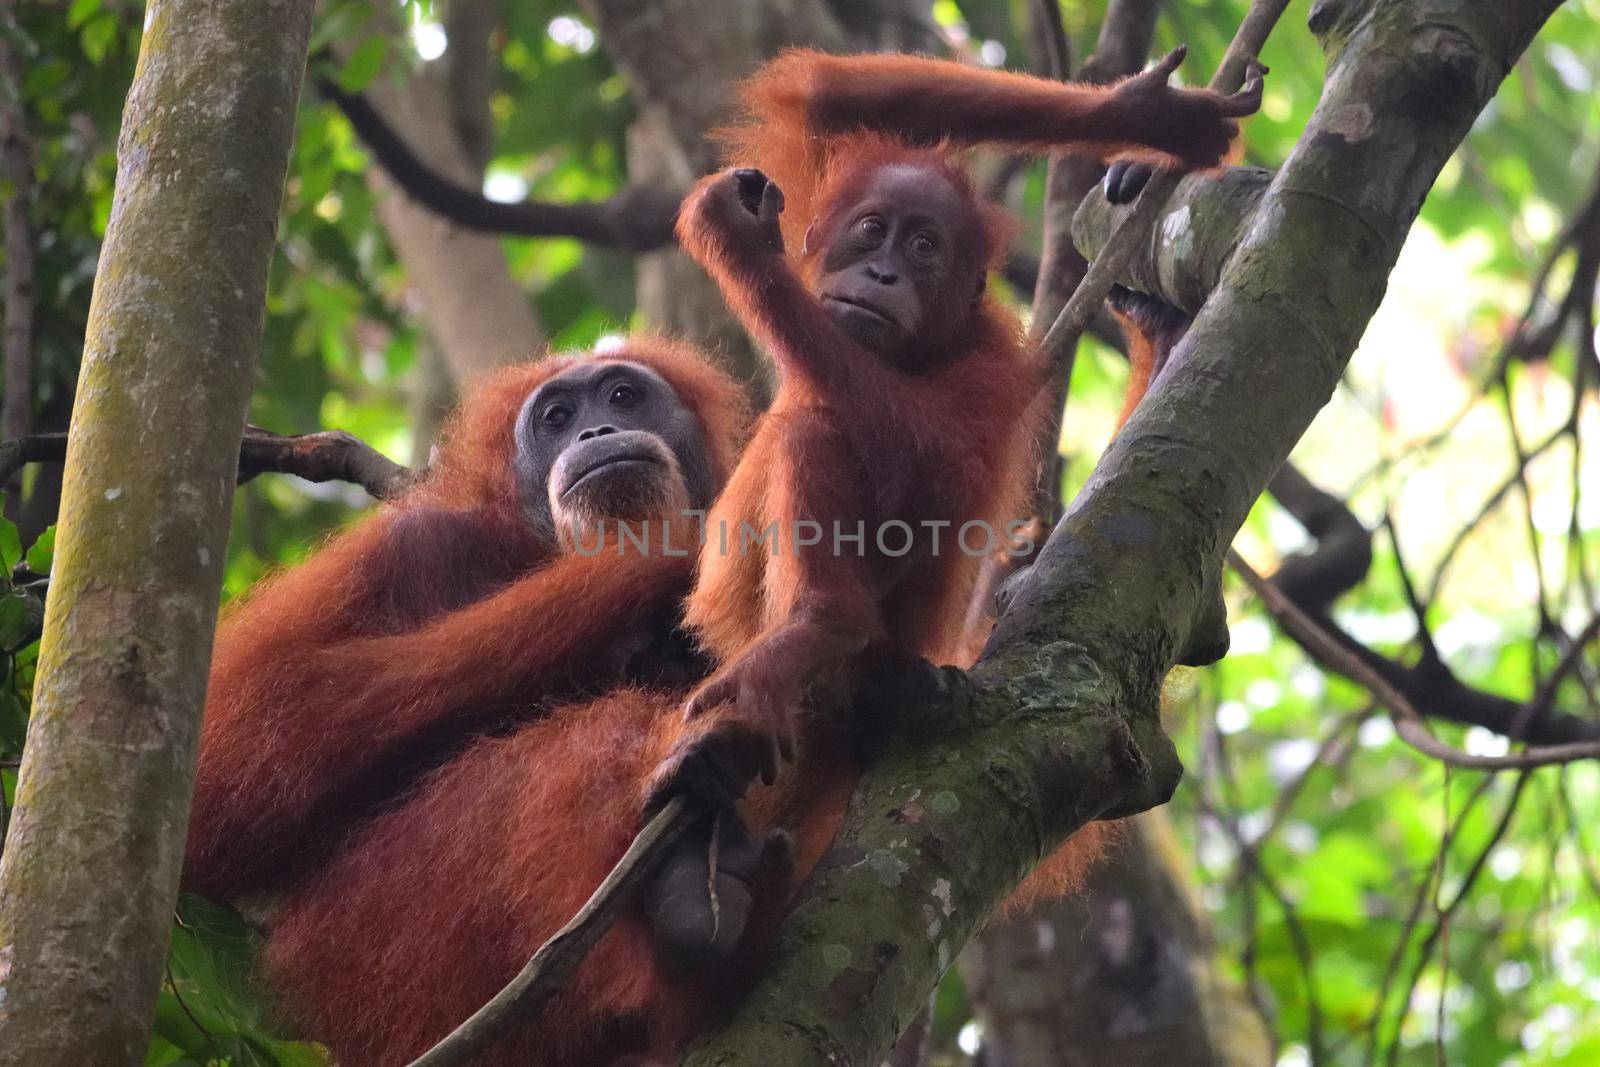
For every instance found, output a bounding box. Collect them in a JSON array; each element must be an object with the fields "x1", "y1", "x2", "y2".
[
  {"x1": 1072, "y1": 165, "x2": 1273, "y2": 316},
  {"x1": 683, "y1": 1, "x2": 1563, "y2": 1062},
  {"x1": 0, "y1": 1, "x2": 315, "y2": 1063}
]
